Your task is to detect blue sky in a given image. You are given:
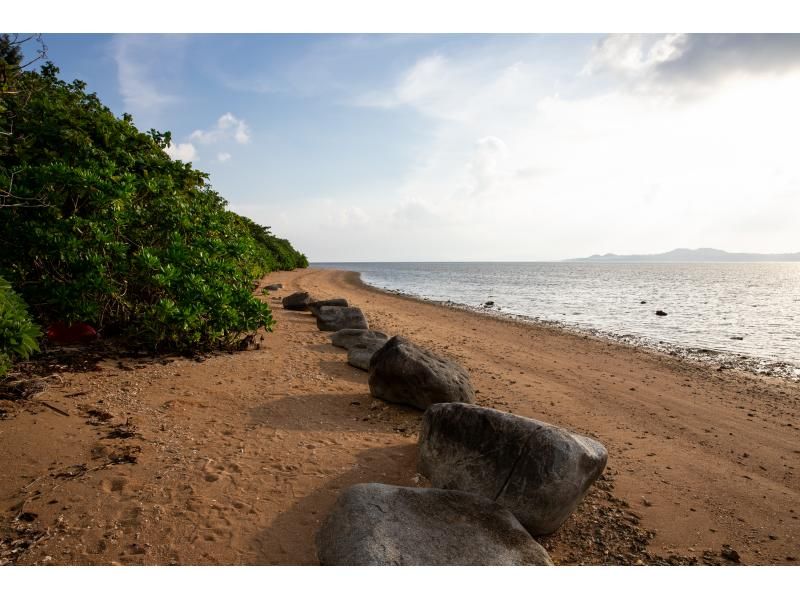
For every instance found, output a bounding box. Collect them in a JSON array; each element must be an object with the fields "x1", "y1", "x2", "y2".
[{"x1": 39, "y1": 34, "x2": 800, "y2": 261}]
